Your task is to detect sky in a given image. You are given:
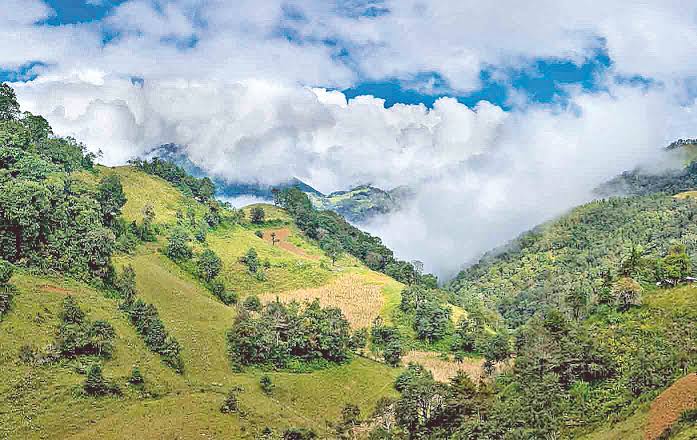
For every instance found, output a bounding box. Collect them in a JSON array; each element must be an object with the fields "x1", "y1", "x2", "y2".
[{"x1": 3, "y1": 0, "x2": 697, "y2": 278}]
